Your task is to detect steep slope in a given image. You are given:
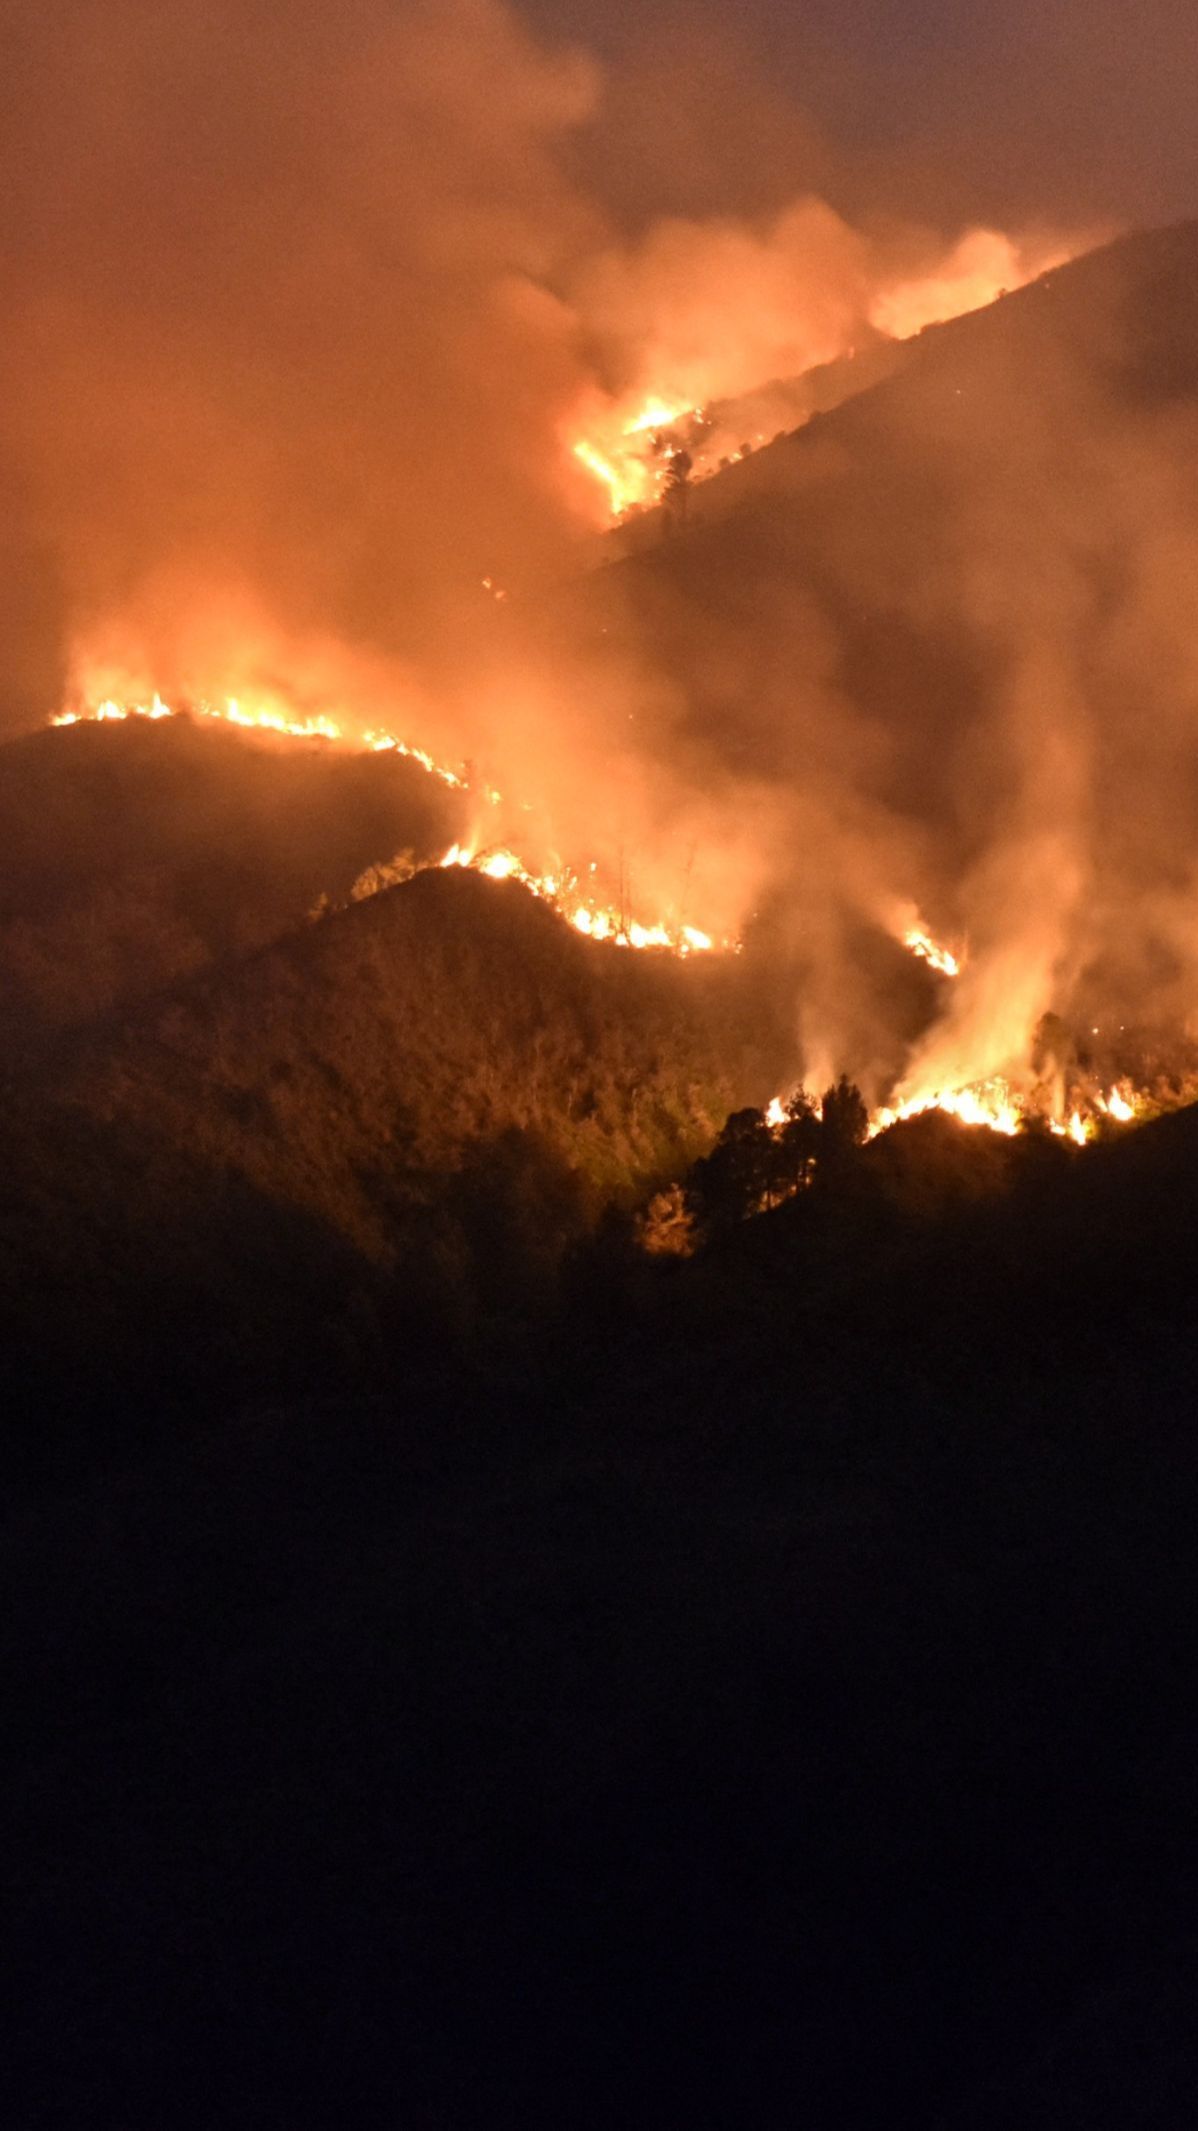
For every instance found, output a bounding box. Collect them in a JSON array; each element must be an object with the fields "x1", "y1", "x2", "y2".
[
  {"x1": 514, "y1": 218, "x2": 1198, "y2": 1076},
  {"x1": 601, "y1": 218, "x2": 1198, "y2": 559},
  {"x1": 539, "y1": 220, "x2": 1198, "y2": 787}
]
